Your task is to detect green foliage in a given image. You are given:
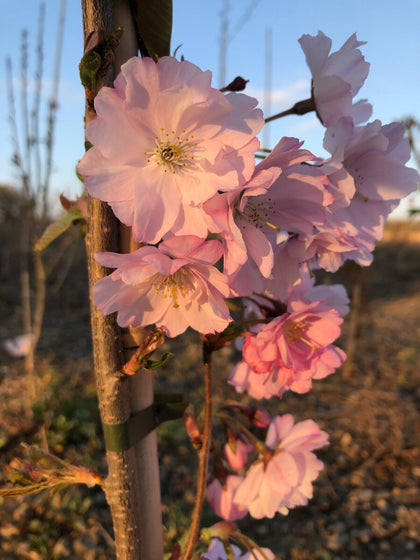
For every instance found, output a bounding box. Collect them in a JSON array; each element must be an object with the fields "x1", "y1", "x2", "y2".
[{"x1": 145, "y1": 351, "x2": 173, "y2": 370}]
